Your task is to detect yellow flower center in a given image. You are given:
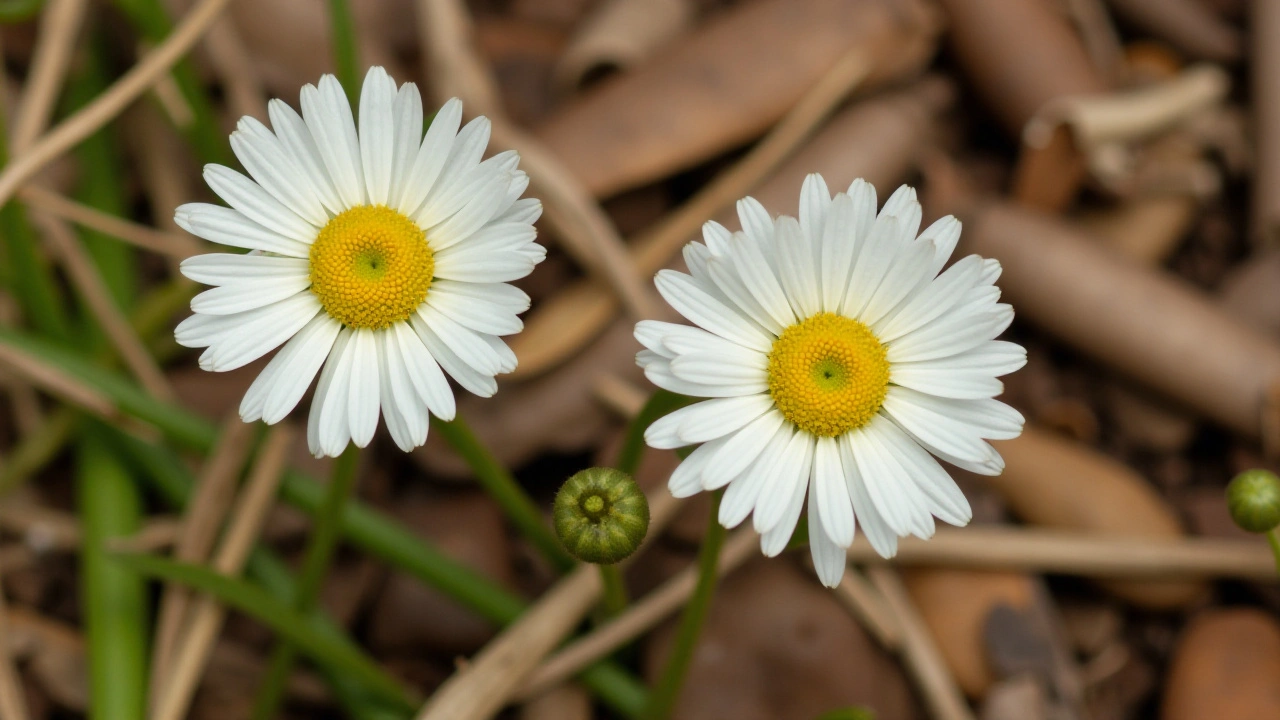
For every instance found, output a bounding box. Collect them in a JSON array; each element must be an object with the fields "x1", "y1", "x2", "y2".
[
  {"x1": 767, "y1": 312, "x2": 890, "y2": 437},
  {"x1": 309, "y1": 205, "x2": 433, "y2": 330}
]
